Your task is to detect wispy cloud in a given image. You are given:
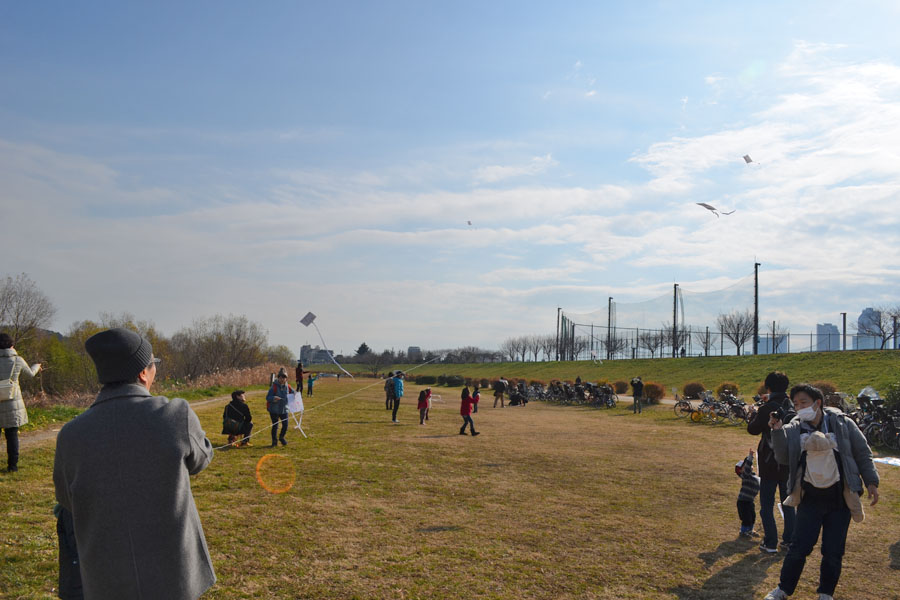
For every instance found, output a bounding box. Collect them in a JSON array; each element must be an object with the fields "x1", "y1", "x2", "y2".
[{"x1": 472, "y1": 153, "x2": 559, "y2": 184}]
